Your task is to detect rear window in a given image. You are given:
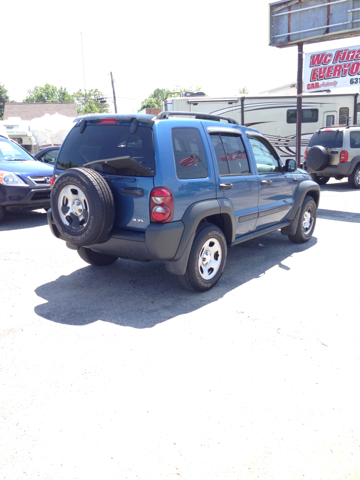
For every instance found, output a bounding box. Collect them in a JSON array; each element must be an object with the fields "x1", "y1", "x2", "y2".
[
  {"x1": 308, "y1": 130, "x2": 343, "y2": 149},
  {"x1": 57, "y1": 122, "x2": 155, "y2": 177}
]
